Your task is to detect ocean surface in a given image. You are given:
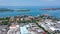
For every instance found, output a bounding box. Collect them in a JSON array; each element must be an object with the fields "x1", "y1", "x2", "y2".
[{"x1": 0, "y1": 6, "x2": 60, "y2": 18}]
